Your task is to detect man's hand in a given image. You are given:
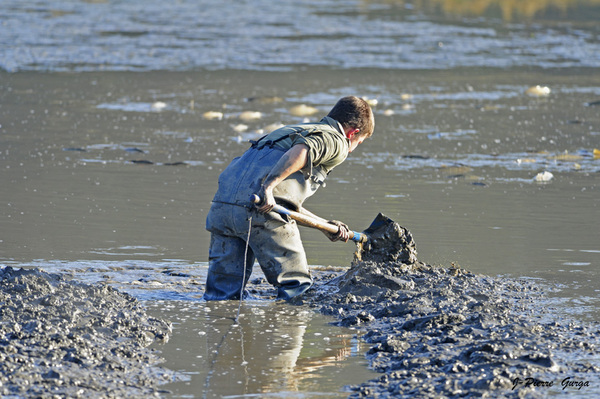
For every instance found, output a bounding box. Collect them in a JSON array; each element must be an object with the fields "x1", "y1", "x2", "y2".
[
  {"x1": 323, "y1": 220, "x2": 350, "y2": 242},
  {"x1": 256, "y1": 185, "x2": 276, "y2": 213},
  {"x1": 255, "y1": 144, "x2": 309, "y2": 214}
]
